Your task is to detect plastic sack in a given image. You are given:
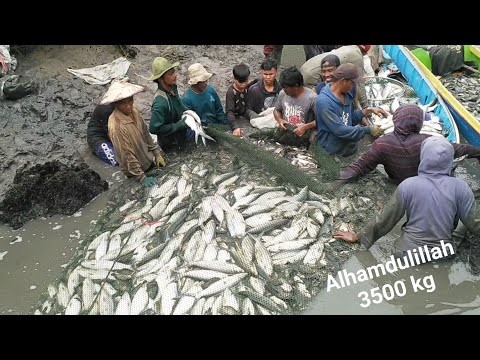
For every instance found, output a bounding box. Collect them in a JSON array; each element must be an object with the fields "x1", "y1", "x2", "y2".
[
  {"x1": 250, "y1": 107, "x2": 277, "y2": 129},
  {"x1": 2, "y1": 75, "x2": 37, "y2": 100},
  {"x1": 0, "y1": 45, "x2": 17, "y2": 76}
]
